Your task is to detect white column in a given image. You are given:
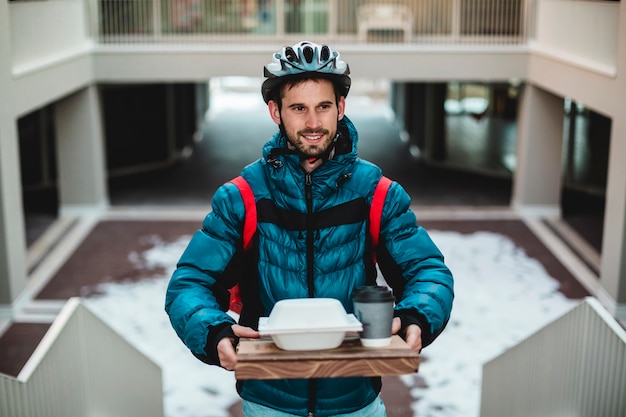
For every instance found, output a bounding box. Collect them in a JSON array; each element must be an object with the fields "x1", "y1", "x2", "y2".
[
  {"x1": 601, "y1": 117, "x2": 626, "y2": 319},
  {"x1": 54, "y1": 86, "x2": 109, "y2": 216},
  {"x1": 0, "y1": 2, "x2": 28, "y2": 306},
  {"x1": 511, "y1": 84, "x2": 563, "y2": 216},
  {"x1": 600, "y1": 2, "x2": 626, "y2": 320}
]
